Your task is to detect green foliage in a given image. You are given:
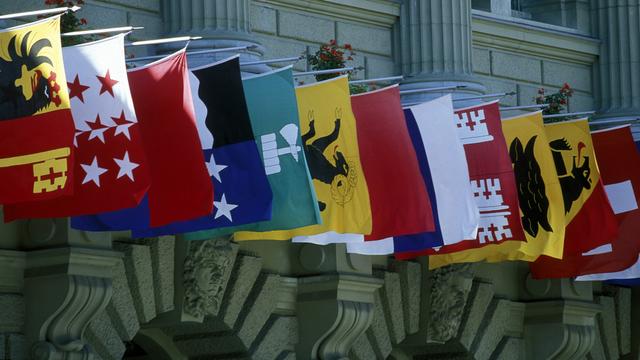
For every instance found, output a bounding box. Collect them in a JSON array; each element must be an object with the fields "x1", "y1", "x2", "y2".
[
  {"x1": 535, "y1": 83, "x2": 575, "y2": 122},
  {"x1": 42, "y1": 0, "x2": 90, "y2": 46},
  {"x1": 307, "y1": 39, "x2": 368, "y2": 94}
]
